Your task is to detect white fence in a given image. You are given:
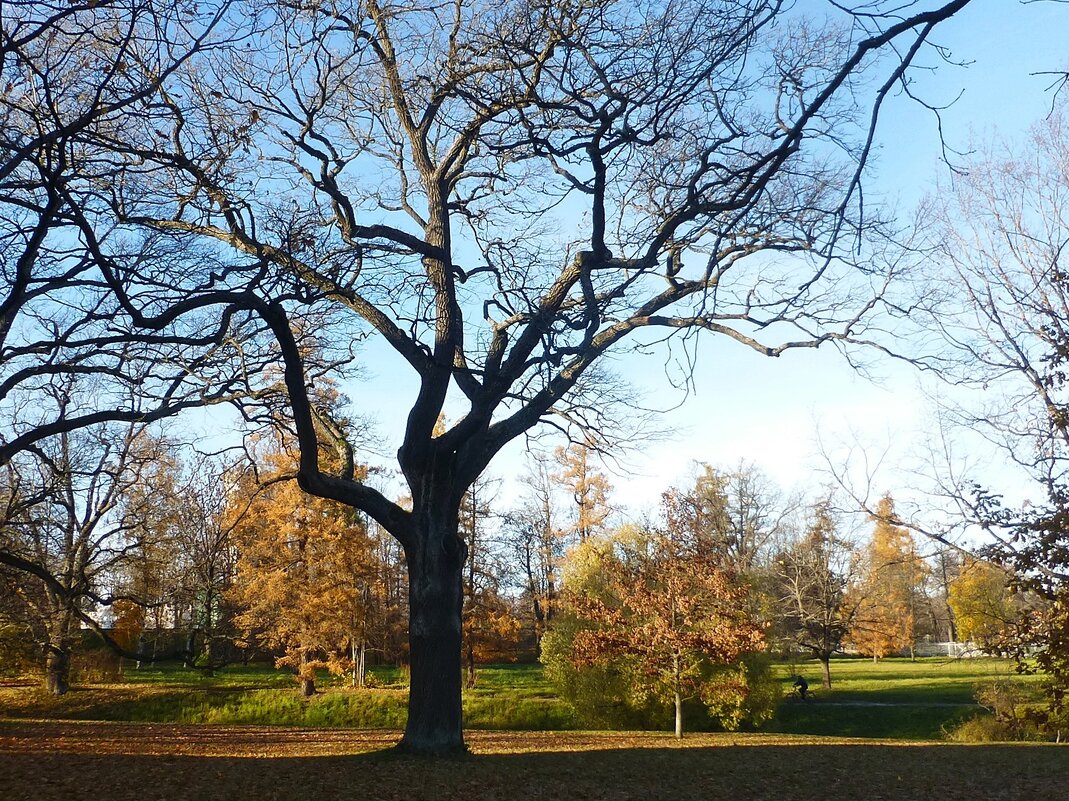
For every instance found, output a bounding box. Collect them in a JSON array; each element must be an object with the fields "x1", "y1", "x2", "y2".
[{"x1": 913, "y1": 641, "x2": 984, "y2": 658}]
